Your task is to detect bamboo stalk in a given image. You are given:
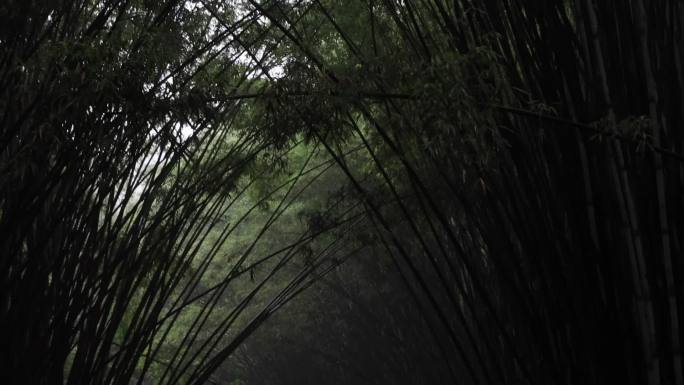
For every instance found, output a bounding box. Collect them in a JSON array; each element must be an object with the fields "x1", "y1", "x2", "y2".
[
  {"x1": 633, "y1": 2, "x2": 682, "y2": 384},
  {"x1": 581, "y1": 0, "x2": 659, "y2": 383}
]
